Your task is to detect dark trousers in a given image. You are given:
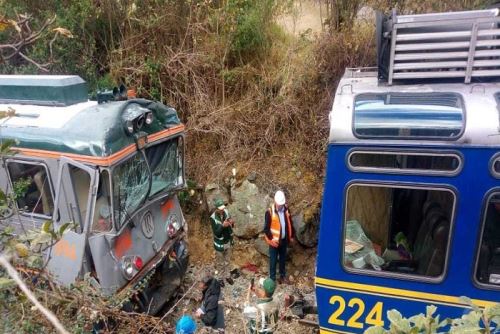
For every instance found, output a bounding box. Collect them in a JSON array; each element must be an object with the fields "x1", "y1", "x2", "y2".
[{"x1": 269, "y1": 239, "x2": 287, "y2": 281}]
